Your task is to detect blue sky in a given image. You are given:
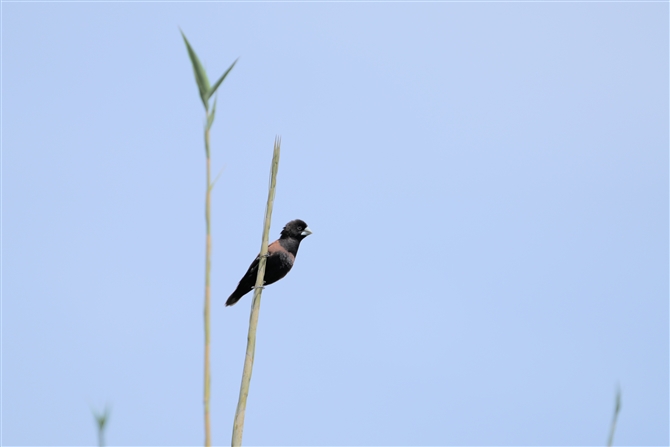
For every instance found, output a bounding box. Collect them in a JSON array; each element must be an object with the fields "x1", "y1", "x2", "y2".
[{"x1": 3, "y1": 2, "x2": 668, "y2": 446}]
